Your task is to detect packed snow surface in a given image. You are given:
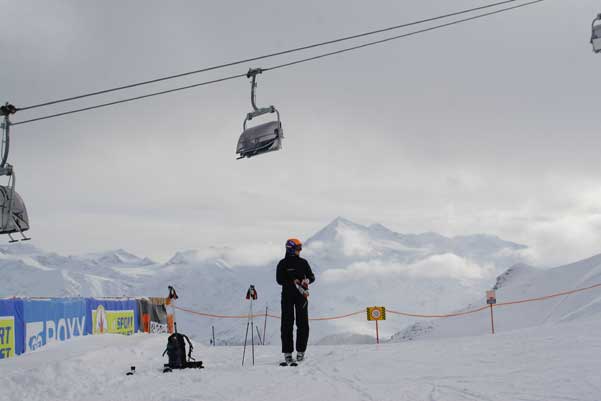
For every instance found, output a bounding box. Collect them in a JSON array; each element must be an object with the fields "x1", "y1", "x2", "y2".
[{"x1": 1, "y1": 316, "x2": 600, "y2": 401}]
